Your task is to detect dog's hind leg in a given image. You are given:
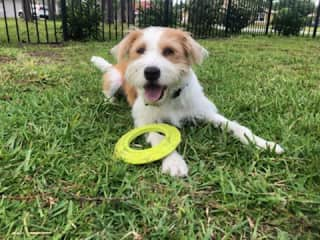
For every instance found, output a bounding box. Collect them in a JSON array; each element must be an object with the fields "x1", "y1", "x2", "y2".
[
  {"x1": 198, "y1": 97, "x2": 284, "y2": 154},
  {"x1": 91, "y1": 56, "x2": 113, "y2": 72},
  {"x1": 102, "y1": 68, "x2": 123, "y2": 101},
  {"x1": 91, "y1": 56, "x2": 121, "y2": 101},
  {"x1": 91, "y1": 56, "x2": 127, "y2": 102}
]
